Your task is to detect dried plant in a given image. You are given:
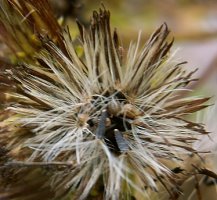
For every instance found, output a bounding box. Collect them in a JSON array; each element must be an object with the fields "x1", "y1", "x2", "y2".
[{"x1": 0, "y1": 0, "x2": 215, "y2": 200}]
